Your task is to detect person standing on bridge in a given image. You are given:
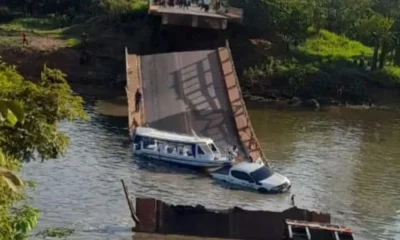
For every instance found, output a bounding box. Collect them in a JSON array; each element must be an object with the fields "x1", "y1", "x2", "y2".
[
  {"x1": 203, "y1": 0, "x2": 210, "y2": 12},
  {"x1": 135, "y1": 88, "x2": 142, "y2": 112}
]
